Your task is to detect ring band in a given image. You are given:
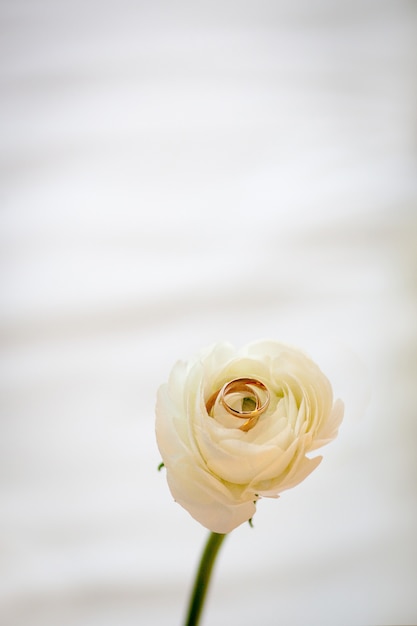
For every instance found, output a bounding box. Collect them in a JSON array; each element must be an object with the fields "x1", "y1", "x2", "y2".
[
  {"x1": 205, "y1": 377, "x2": 270, "y2": 432},
  {"x1": 220, "y1": 378, "x2": 269, "y2": 418}
]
